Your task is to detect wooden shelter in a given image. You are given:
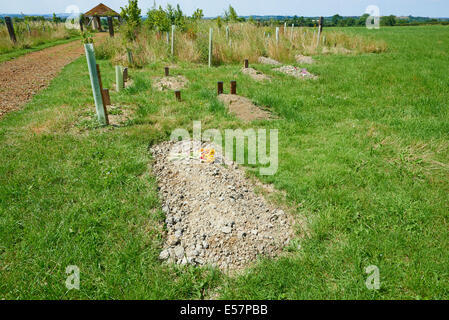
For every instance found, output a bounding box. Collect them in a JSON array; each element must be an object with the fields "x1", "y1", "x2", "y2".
[{"x1": 84, "y1": 3, "x2": 120, "y2": 31}]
